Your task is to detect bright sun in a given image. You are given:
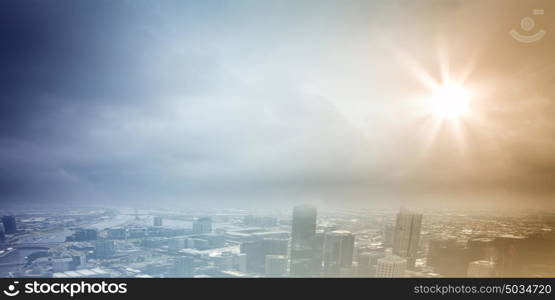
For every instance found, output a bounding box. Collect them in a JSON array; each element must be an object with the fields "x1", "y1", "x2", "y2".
[{"x1": 430, "y1": 83, "x2": 470, "y2": 118}]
